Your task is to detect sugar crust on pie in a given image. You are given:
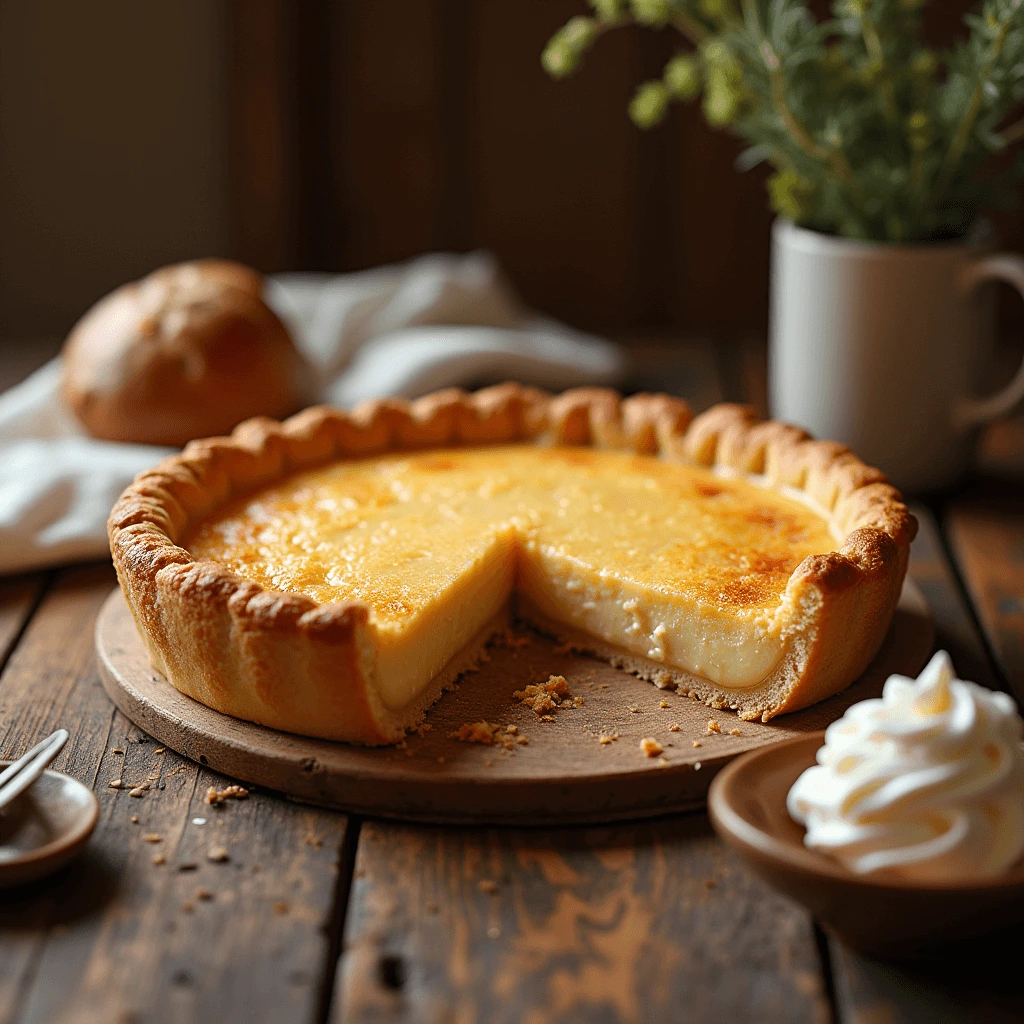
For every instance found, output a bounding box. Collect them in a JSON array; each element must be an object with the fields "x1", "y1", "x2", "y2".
[{"x1": 108, "y1": 385, "x2": 916, "y2": 744}]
